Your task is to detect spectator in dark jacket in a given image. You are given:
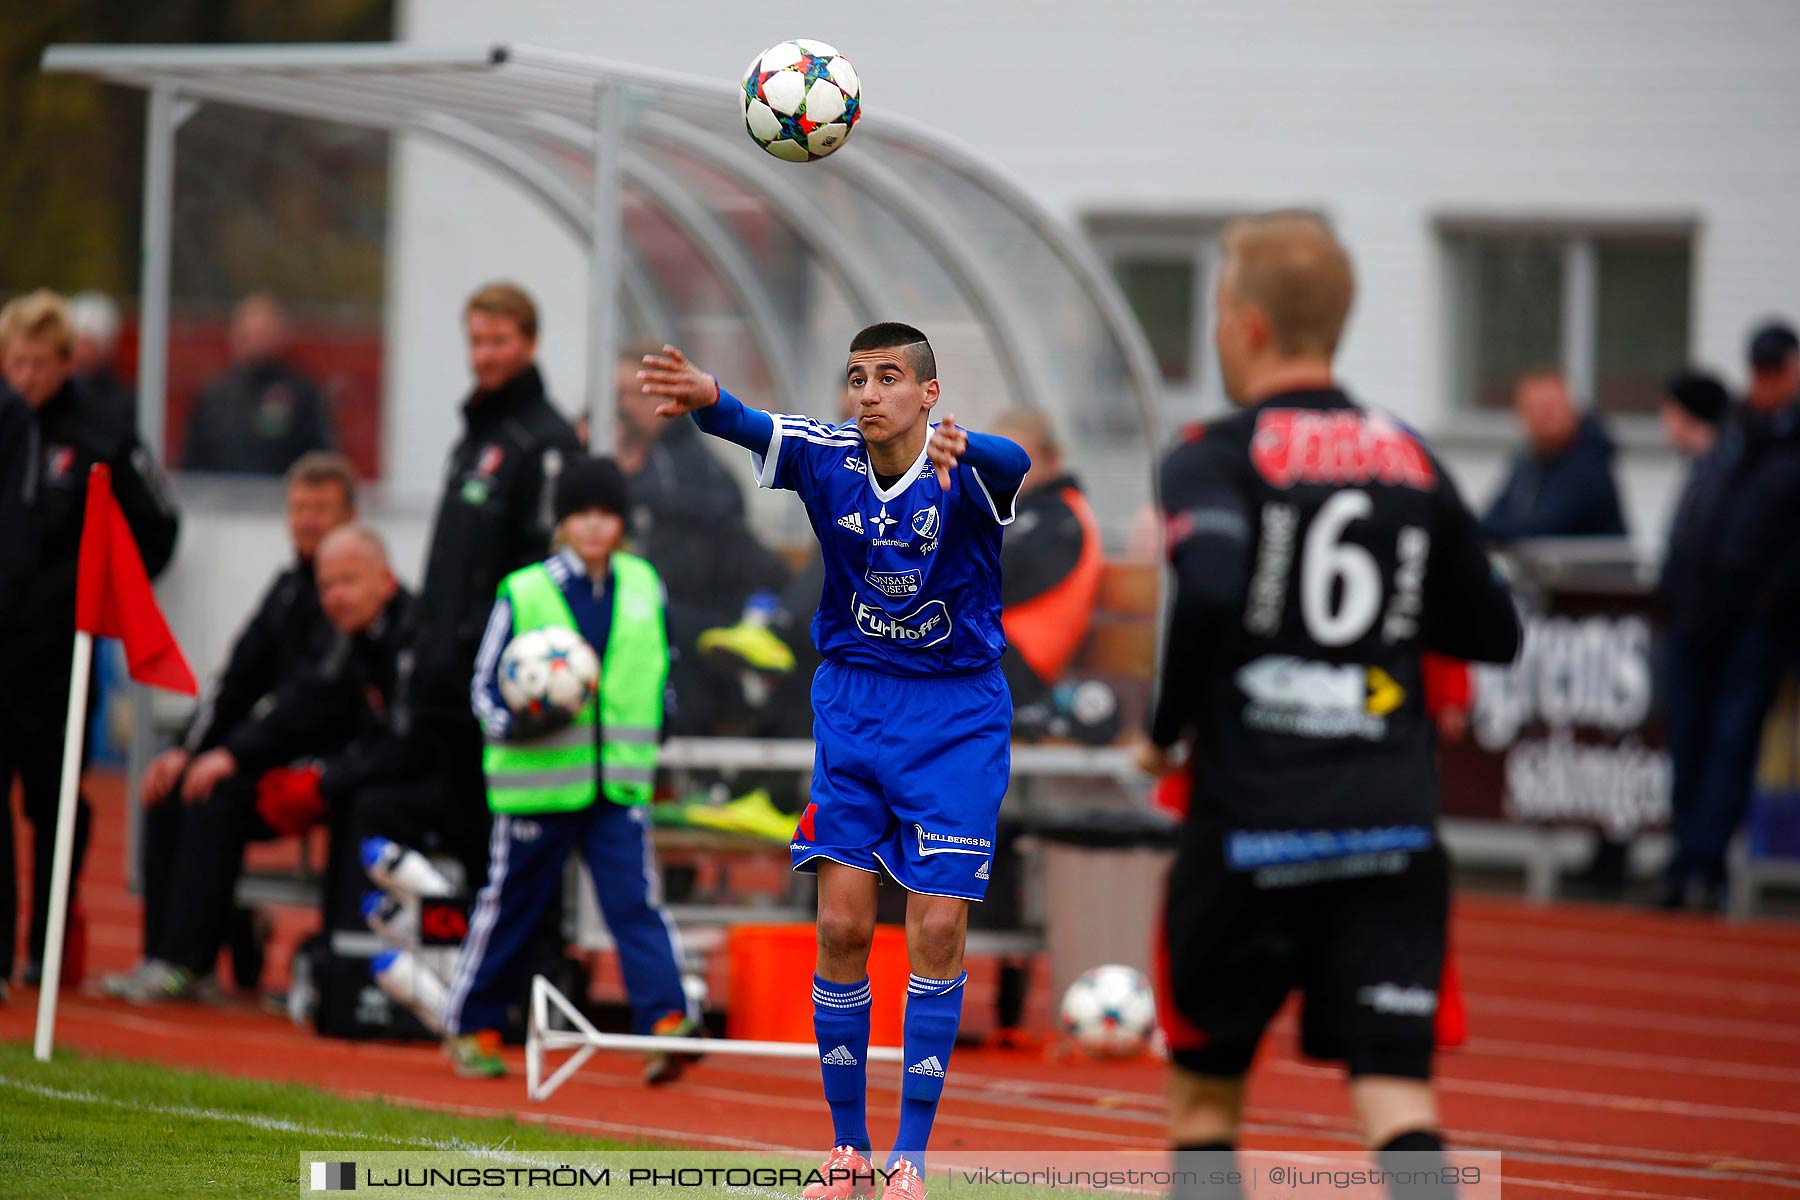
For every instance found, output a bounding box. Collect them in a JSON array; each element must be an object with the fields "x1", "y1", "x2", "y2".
[
  {"x1": 120, "y1": 526, "x2": 415, "y2": 1000},
  {"x1": 0, "y1": 289, "x2": 179, "y2": 994},
  {"x1": 0, "y1": 390, "x2": 38, "y2": 631},
  {"x1": 1482, "y1": 369, "x2": 1628, "y2": 542},
  {"x1": 410, "y1": 283, "x2": 582, "y2": 891},
  {"x1": 614, "y1": 346, "x2": 789, "y2": 733},
  {"x1": 1658, "y1": 324, "x2": 1800, "y2": 909},
  {"x1": 68, "y1": 291, "x2": 135, "y2": 426},
  {"x1": 991, "y1": 409, "x2": 1100, "y2": 708},
  {"x1": 103, "y1": 453, "x2": 356, "y2": 1000},
  {"x1": 182, "y1": 293, "x2": 333, "y2": 475}
]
